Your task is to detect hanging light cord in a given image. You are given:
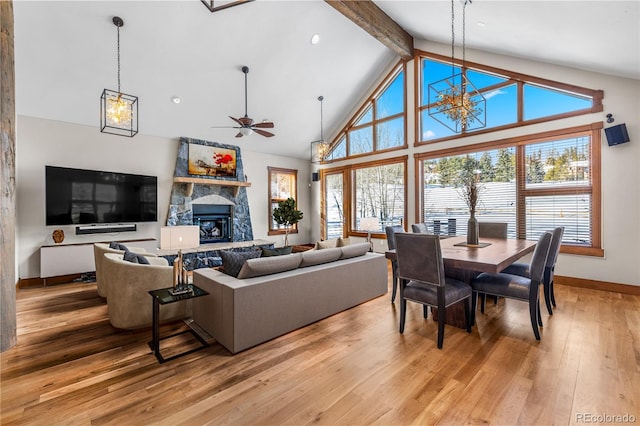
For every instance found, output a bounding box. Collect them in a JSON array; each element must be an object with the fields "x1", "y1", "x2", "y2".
[
  {"x1": 450, "y1": 0, "x2": 455, "y2": 77},
  {"x1": 116, "y1": 23, "x2": 121, "y2": 95},
  {"x1": 319, "y1": 96, "x2": 324, "y2": 141}
]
